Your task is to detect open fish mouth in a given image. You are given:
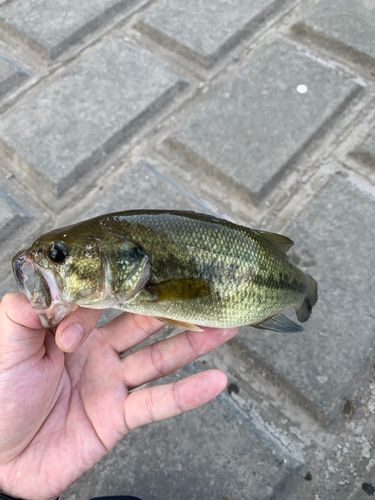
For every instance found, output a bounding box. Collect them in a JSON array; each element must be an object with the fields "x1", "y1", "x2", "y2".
[
  {"x1": 13, "y1": 251, "x2": 52, "y2": 309},
  {"x1": 12, "y1": 250, "x2": 77, "y2": 328}
]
